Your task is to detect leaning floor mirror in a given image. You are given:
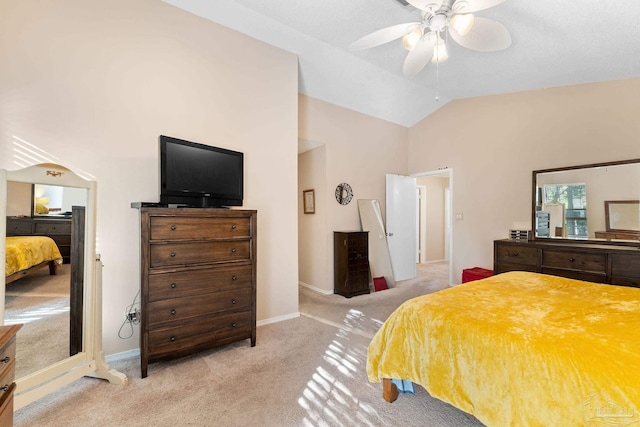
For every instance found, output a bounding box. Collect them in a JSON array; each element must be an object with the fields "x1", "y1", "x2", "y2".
[{"x1": 1, "y1": 163, "x2": 127, "y2": 410}]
